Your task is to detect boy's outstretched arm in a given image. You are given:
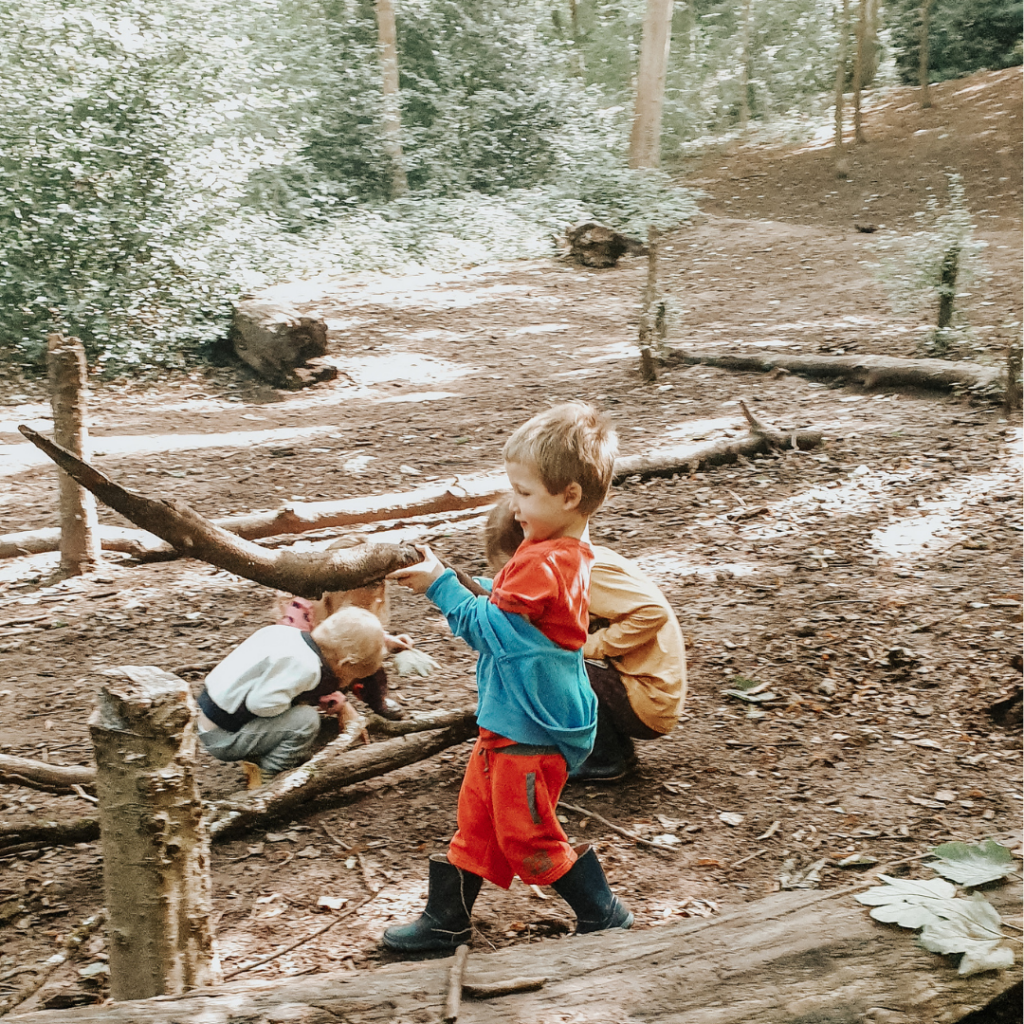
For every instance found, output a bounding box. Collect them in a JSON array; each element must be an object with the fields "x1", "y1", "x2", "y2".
[{"x1": 387, "y1": 544, "x2": 446, "y2": 594}]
